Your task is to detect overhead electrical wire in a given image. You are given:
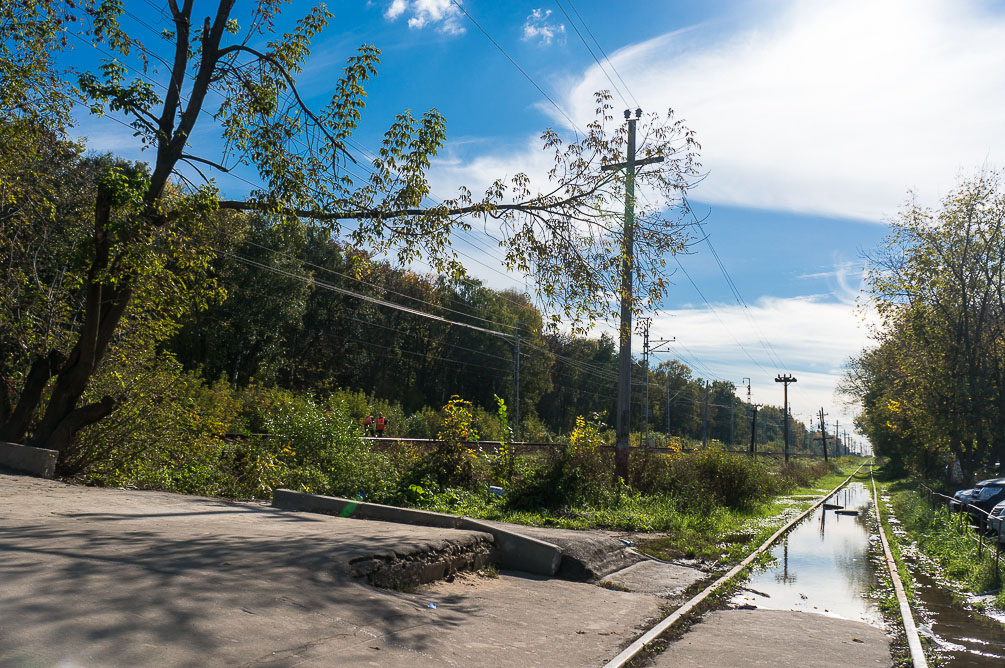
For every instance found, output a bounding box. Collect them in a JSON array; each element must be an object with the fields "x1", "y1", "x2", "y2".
[
  {"x1": 563, "y1": 0, "x2": 640, "y2": 110},
  {"x1": 85, "y1": 8, "x2": 790, "y2": 414},
  {"x1": 449, "y1": 0, "x2": 585, "y2": 138},
  {"x1": 552, "y1": 0, "x2": 632, "y2": 110}
]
